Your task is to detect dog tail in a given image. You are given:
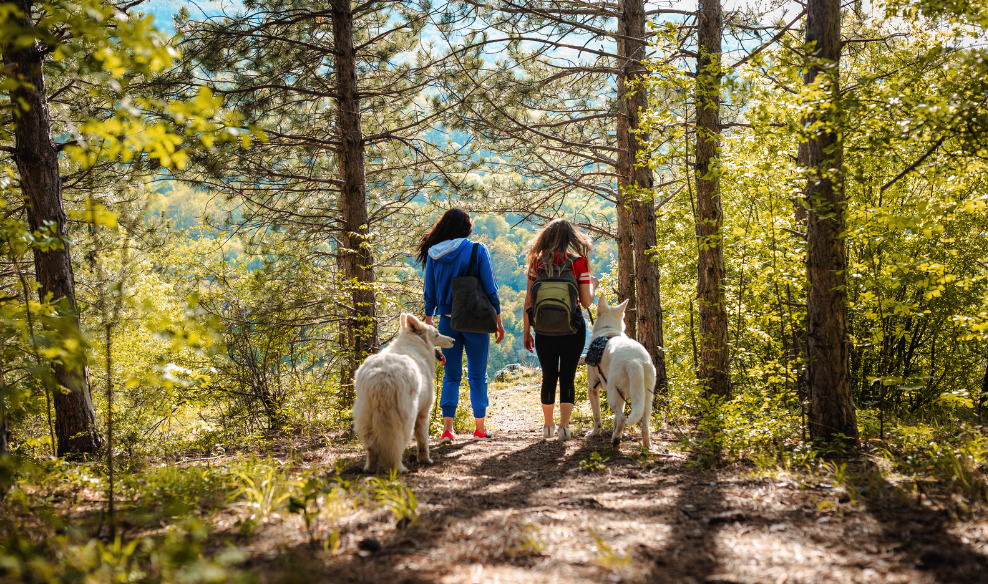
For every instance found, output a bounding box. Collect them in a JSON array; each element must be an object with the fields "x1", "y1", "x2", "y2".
[{"x1": 625, "y1": 362, "x2": 649, "y2": 427}]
